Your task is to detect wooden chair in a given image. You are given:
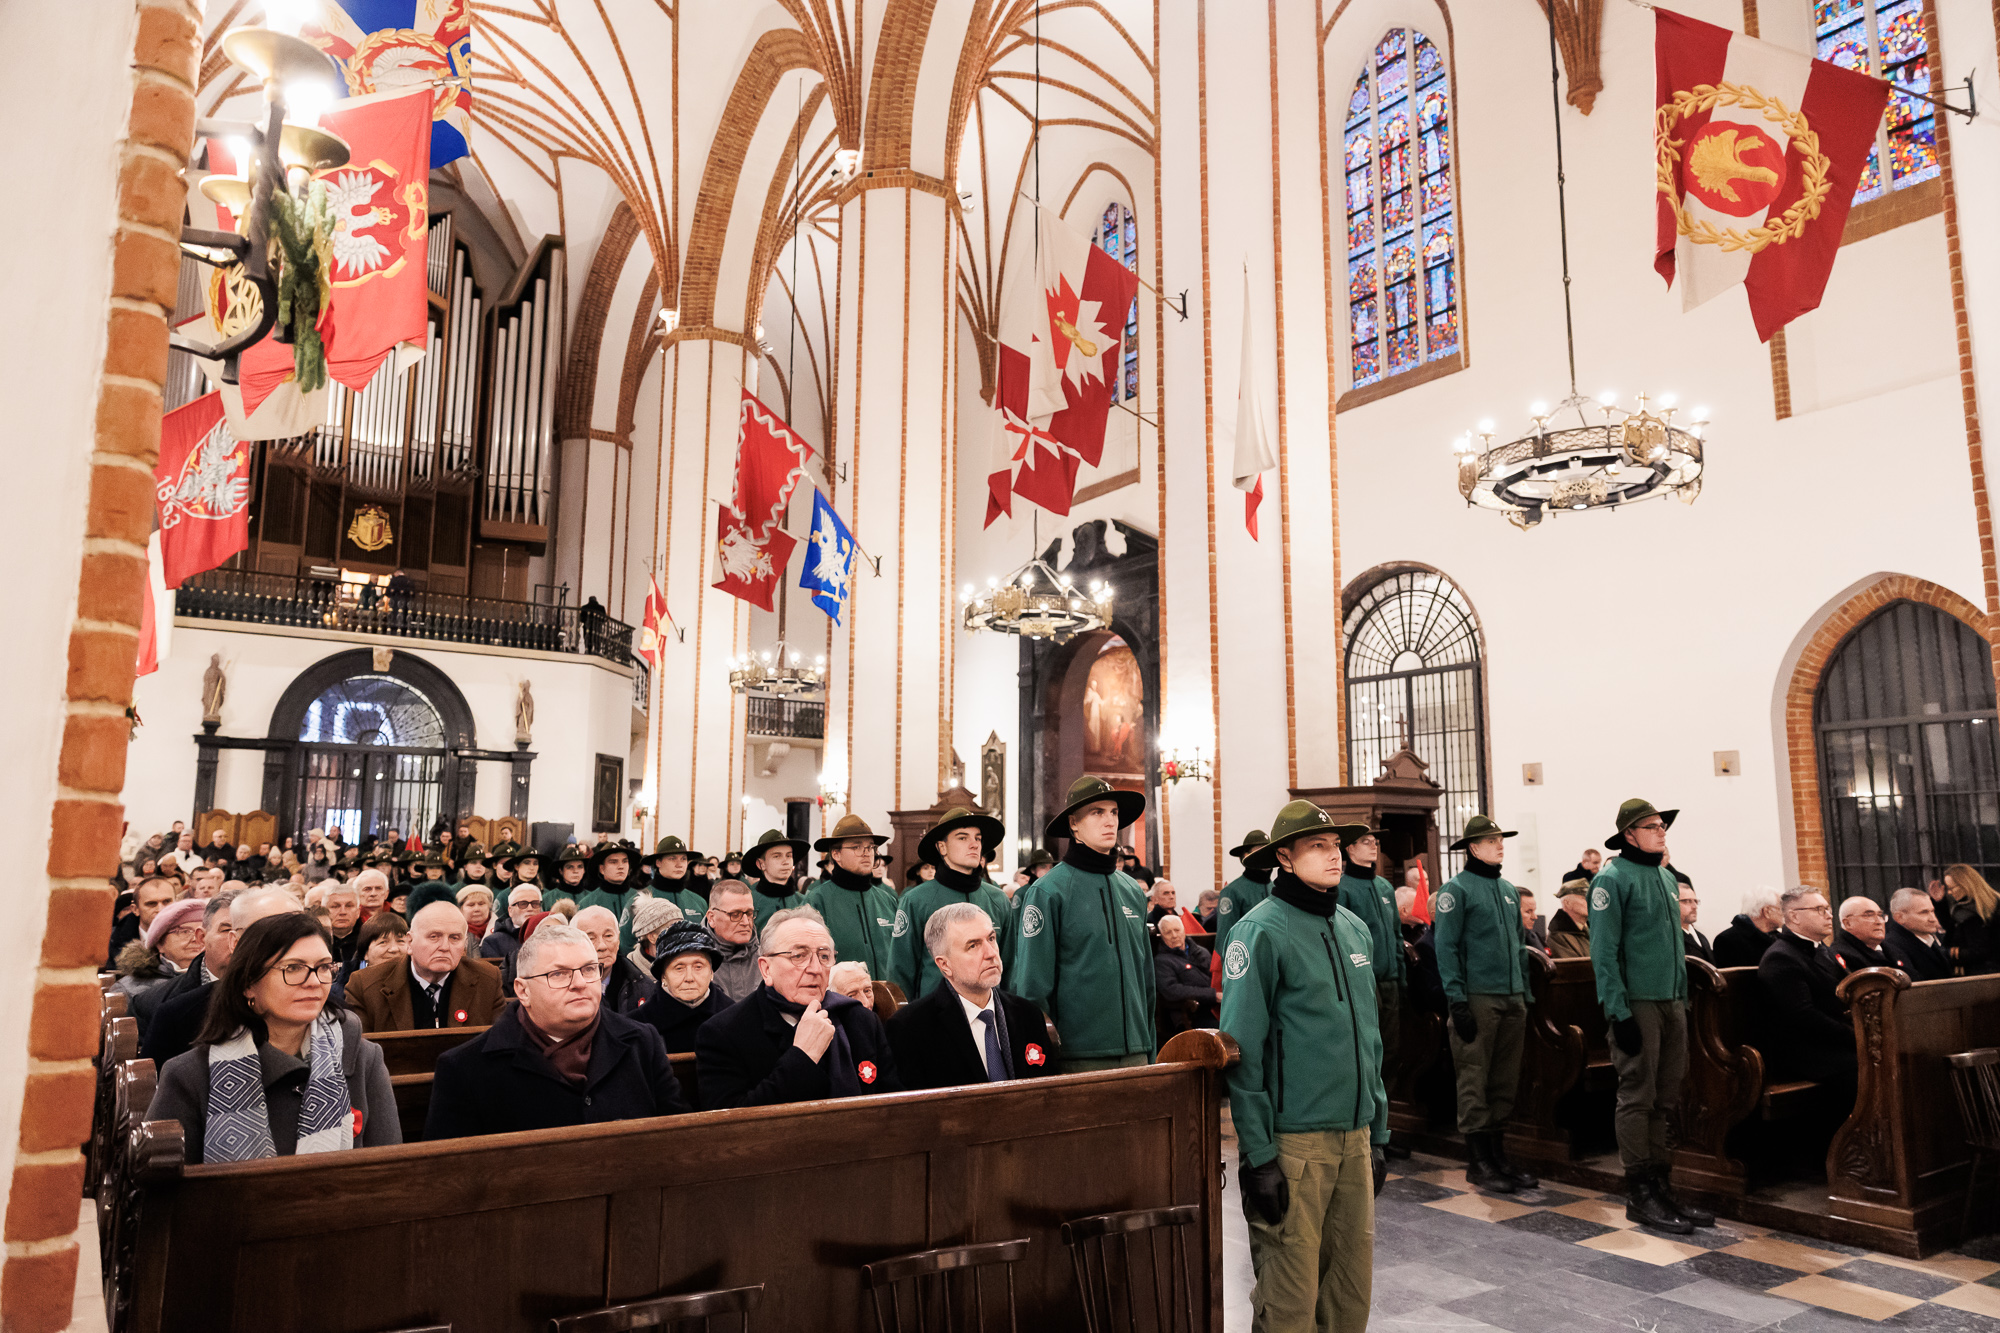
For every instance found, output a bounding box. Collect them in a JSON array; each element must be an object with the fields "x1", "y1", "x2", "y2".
[
  {"x1": 1060, "y1": 1205, "x2": 1200, "y2": 1333},
  {"x1": 89, "y1": 1016, "x2": 139, "y2": 1196},
  {"x1": 871, "y1": 980, "x2": 907, "y2": 1023},
  {"x1": 548, "y1": 1284, "x2": 762, "y2": 1332},
  {"x1": 1948, "y1": 1048, "x2": 2000, "y2": 1237},
  {"x1": 862, "y1": 1239, "x2": 1029, "y2": 1333}
]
